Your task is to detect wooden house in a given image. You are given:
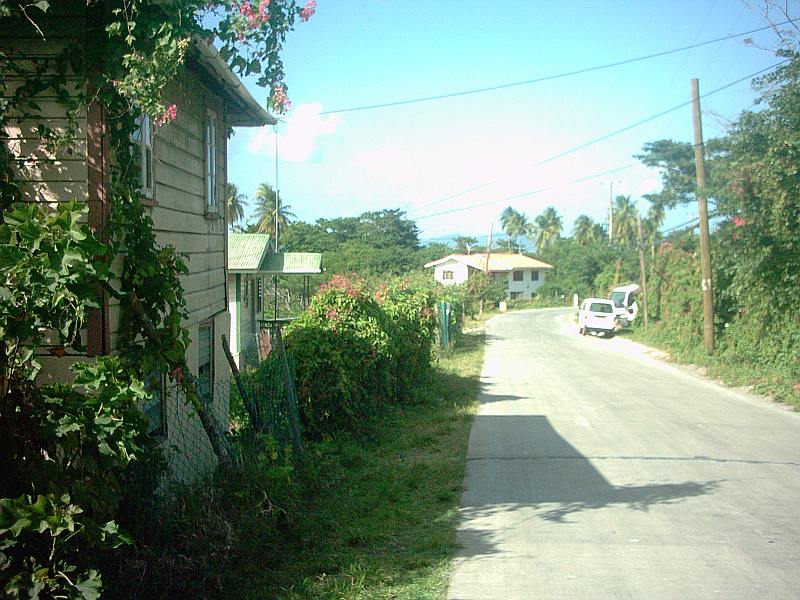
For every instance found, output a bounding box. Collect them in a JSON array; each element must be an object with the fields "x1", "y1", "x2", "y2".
[{"x1": 1, "y1": 6, "x2": 275, "y2": 479}]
